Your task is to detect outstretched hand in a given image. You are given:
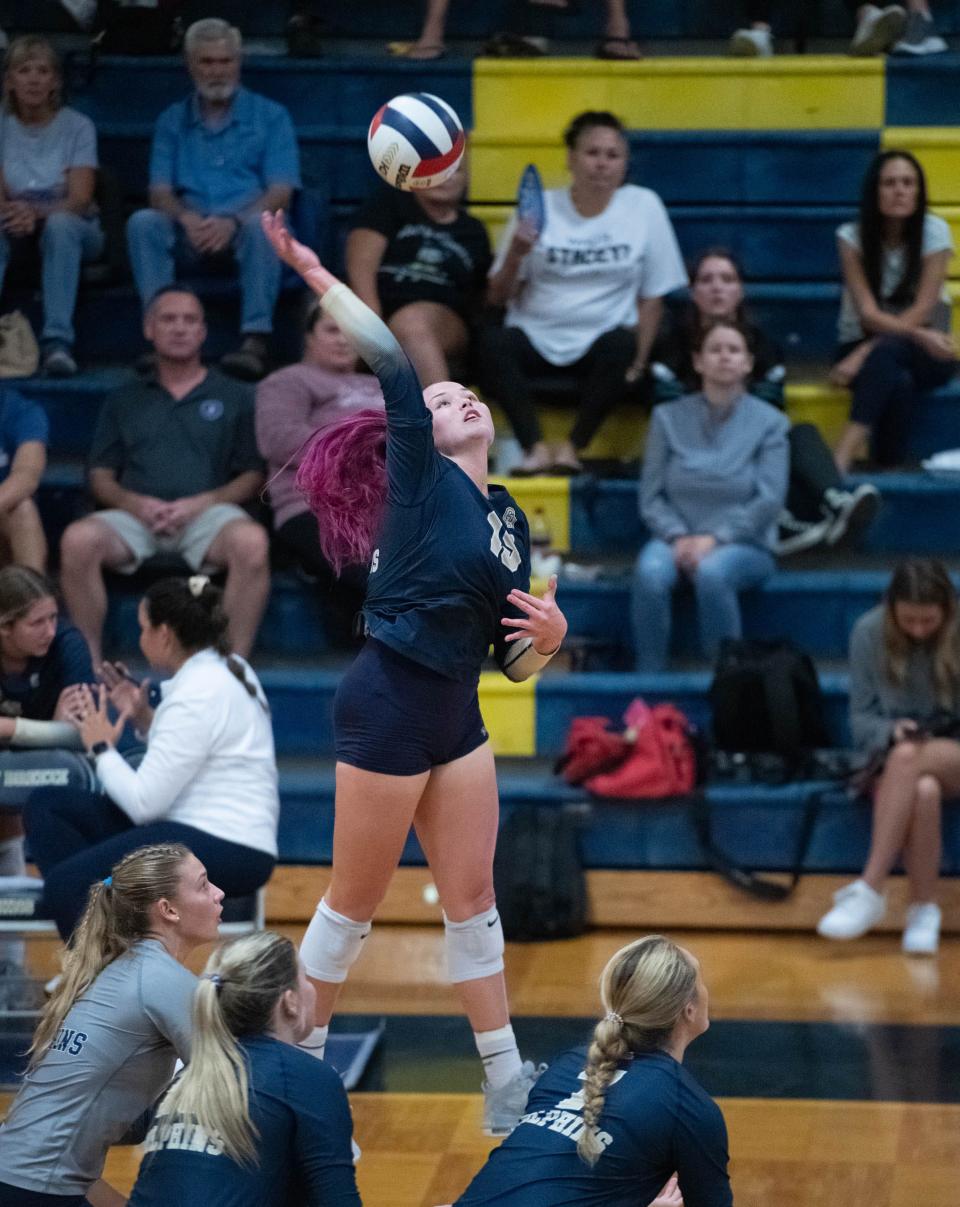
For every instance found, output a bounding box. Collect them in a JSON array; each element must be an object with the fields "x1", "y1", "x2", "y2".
[
  {"x1": 260, "y1": 210, "x2": 322, "y2": 277},
  {"x1": 71, "y1": 684, "x2": 132, "y2": 754},
  {"x1": 502, "y1": 574, "x2": 567, "y2": 654}
]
